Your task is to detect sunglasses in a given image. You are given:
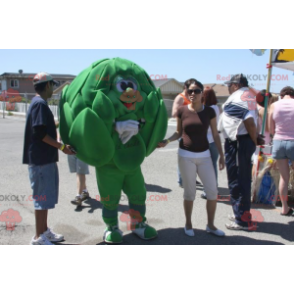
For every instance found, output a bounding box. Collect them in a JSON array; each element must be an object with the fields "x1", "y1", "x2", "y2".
[{"x1": 188, "y1": 89, "x2": 202, "y2": 95}]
